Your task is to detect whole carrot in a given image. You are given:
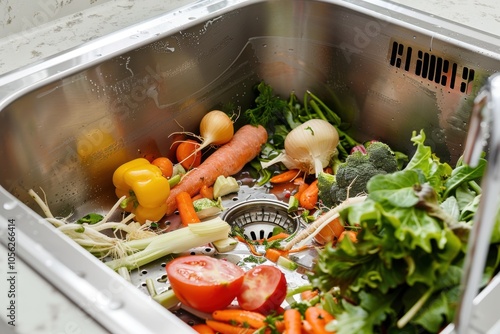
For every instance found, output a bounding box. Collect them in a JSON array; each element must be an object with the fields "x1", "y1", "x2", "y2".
[
  {"x1": 284, "y1": 308, "x2": 302, "y2": 334},
  {"x1": 205, "y1": 319, "x2": 254, "y2": 334},
  {"x1": 212, "y1": 309, "x2": 266, "y2": 329},
  {"x1": 270, "y1": 169, "x2": 301, "y2": 184},
  {"x1": 165, "y1": 125, "x2": 268, "y2": 215},
  {"x1": 300, "y1": 180, "x2": 319, "y2": 210},
  {"x1": 304, "y1": 306, "x2": 335, "y2": 334},
  {"x1": 175, "y1": 191, "x2": 201, "y2": 226}
]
